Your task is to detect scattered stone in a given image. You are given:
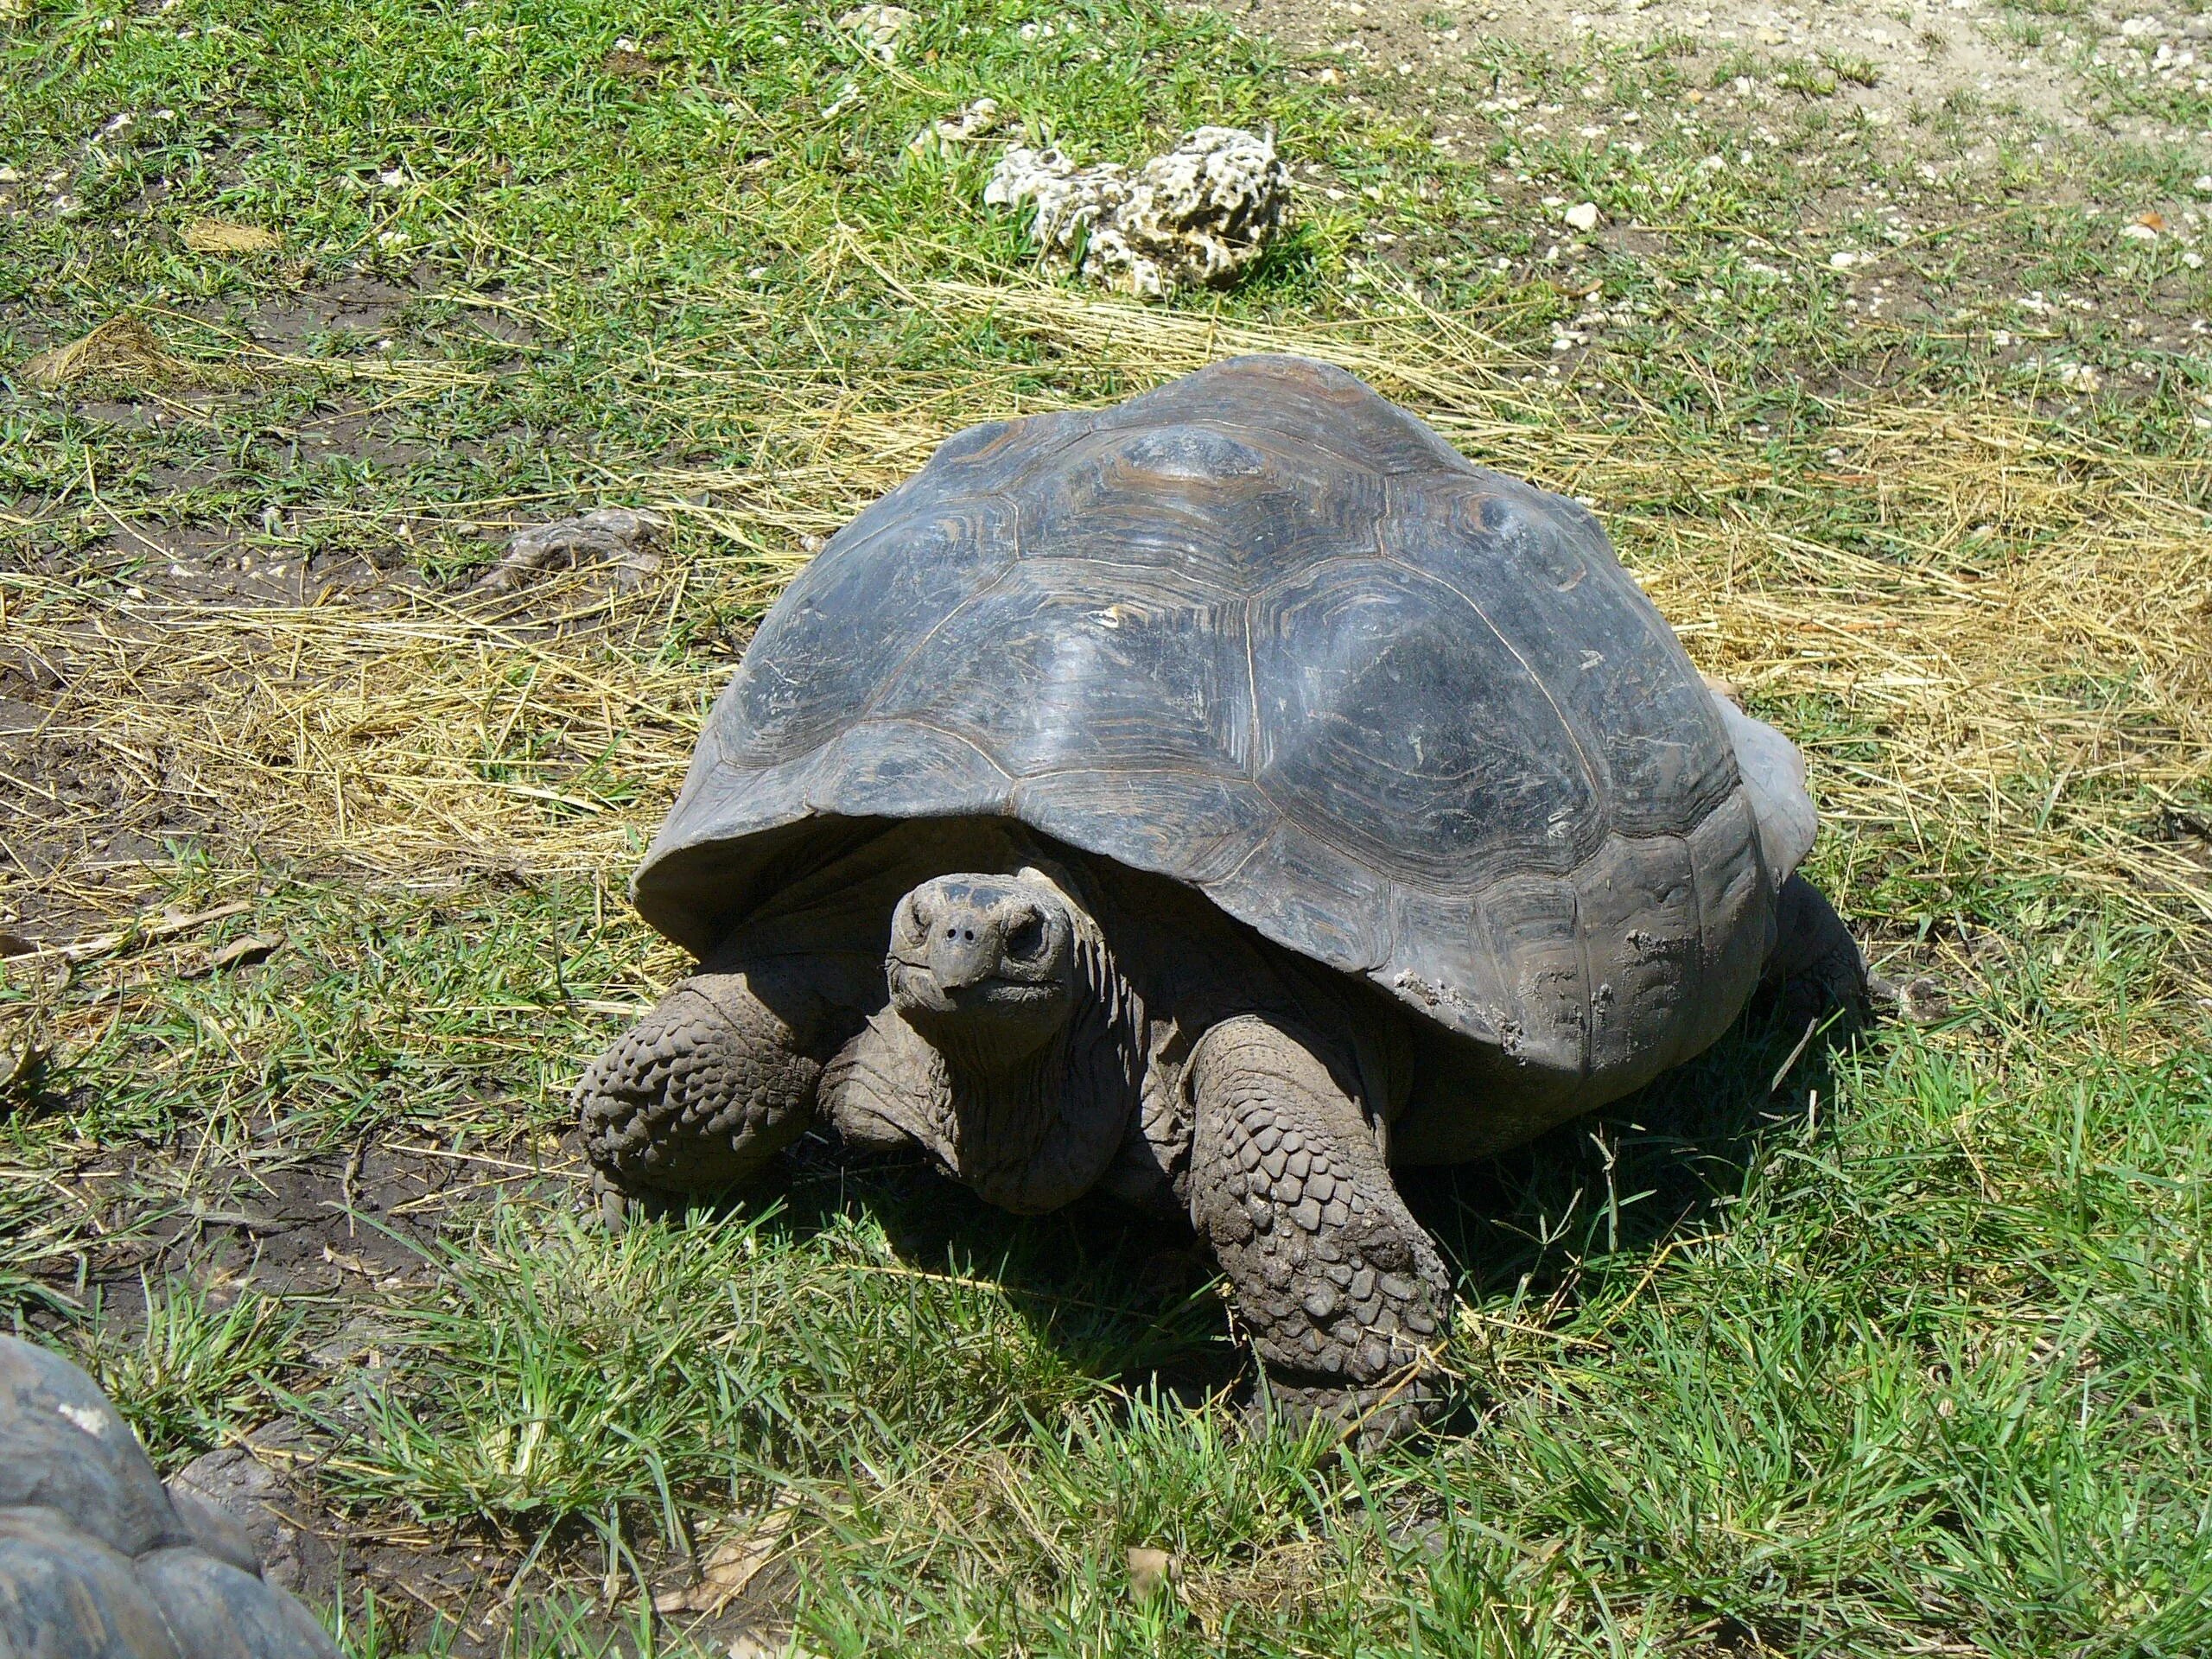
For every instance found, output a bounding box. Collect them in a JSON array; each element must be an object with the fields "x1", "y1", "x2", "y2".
[
  {"x1": 474, "y1": 506, "x2": 666, "y2": 594},
  {"x1": 909, "y1": 97, "x2": 1001, "y2": 155},
  {"x1": 1563, "y1": 200, "x2": 1600, "y2": 232},
  {"x1": 1126, "y1": 1545, "x2": 1178, "y2": 1602},
  {"x1": 837, "y1": 3, "x2": 916, "y2": 62},
  {"x1": 602, "y1": 36, "x2": 658, "y2": 79},
  {"x1": 985, "y1": 126, "x2": 1290, "y2": 299}
]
